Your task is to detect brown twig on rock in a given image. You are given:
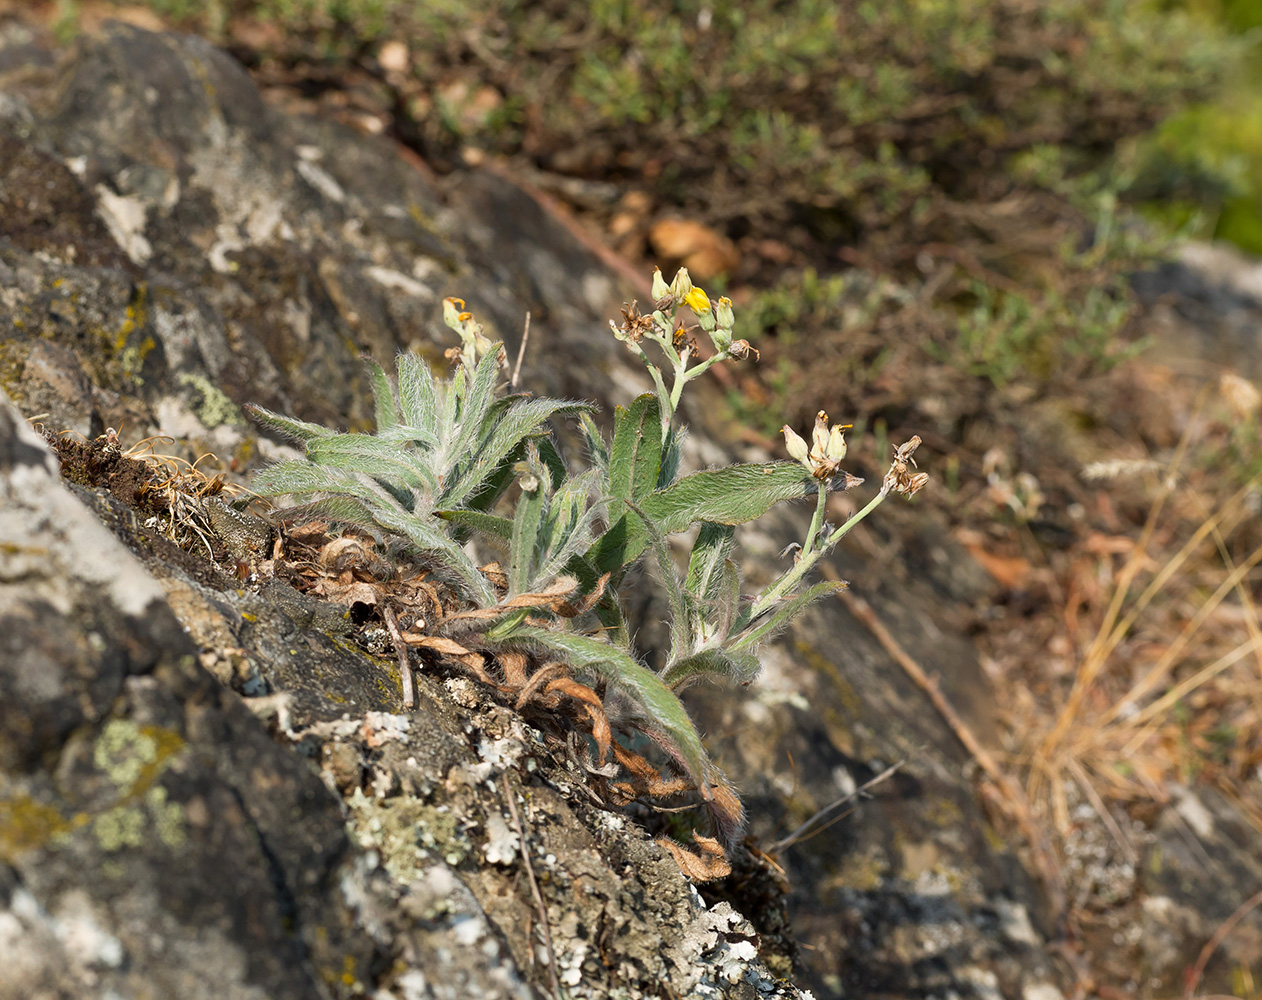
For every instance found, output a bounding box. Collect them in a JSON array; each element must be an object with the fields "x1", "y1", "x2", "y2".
[{"x1": 380, "y1": 604, "x2": 415, "y2": 709}]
